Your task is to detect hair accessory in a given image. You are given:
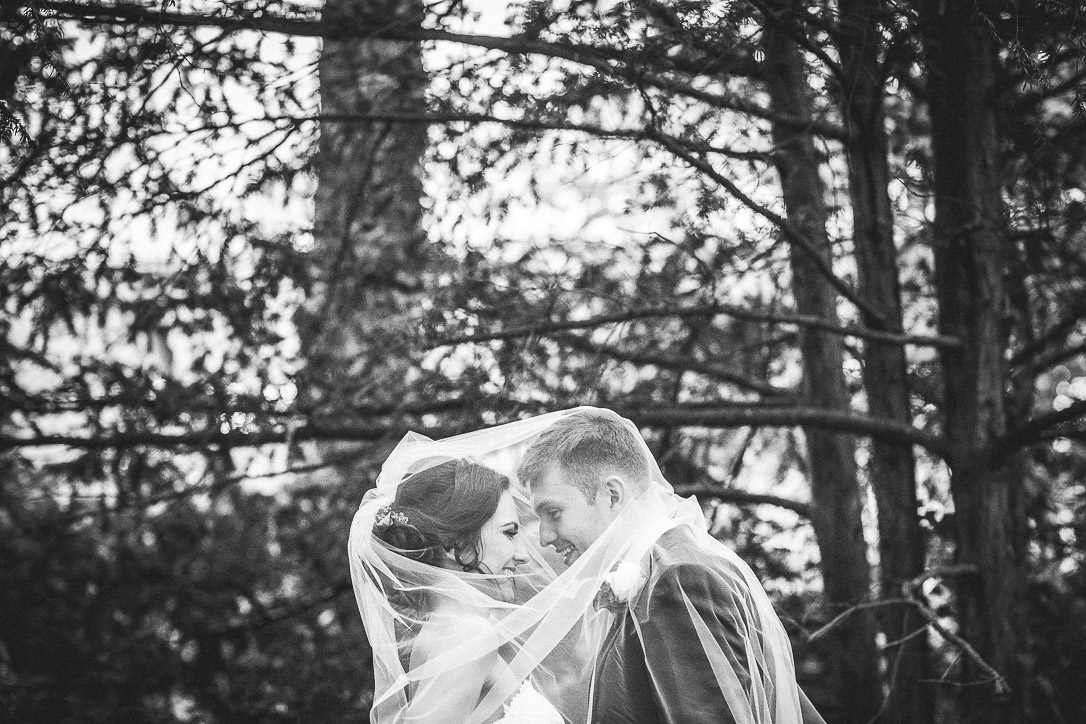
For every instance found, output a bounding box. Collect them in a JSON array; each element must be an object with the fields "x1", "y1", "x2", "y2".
[{"x1": 374, "y1": 505, "x2": 409, "y2": 530}]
